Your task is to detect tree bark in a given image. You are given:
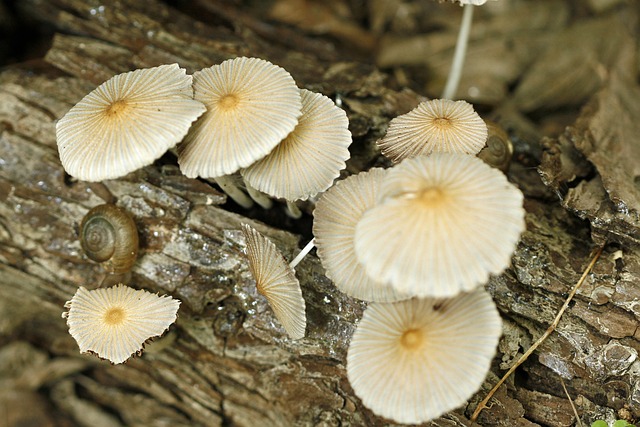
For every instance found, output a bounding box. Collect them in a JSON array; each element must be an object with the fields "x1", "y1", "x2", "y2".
[{"x1": 1, "y1": 1, "x2": 639, "y2": 426}]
